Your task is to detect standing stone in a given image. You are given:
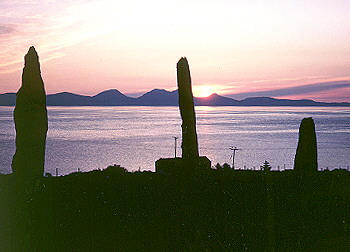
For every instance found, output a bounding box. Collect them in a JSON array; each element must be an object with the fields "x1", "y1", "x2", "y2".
[
  {"x1": 12, "y1": 46, "x2": 48, "y2": 177},
  {"x1": 155, "y1": 58, "x2": 210, "y2": 173},
  {"x1": 294, "y1": 117, "x2": 318, "y2": 172},
  {"x1": 177, "y1": 57, "x2": 199, "y2": 159}
]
